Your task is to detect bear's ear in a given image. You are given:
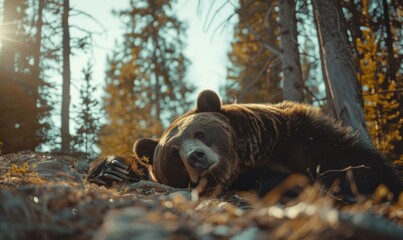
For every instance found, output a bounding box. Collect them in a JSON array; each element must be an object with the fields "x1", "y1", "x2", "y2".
[
  {"x1": 196, "y1": 90, "x2": 222, "y2": 113},
  {"x1": 133, "y1": 138, "x2": 158, "y2": 165}
]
